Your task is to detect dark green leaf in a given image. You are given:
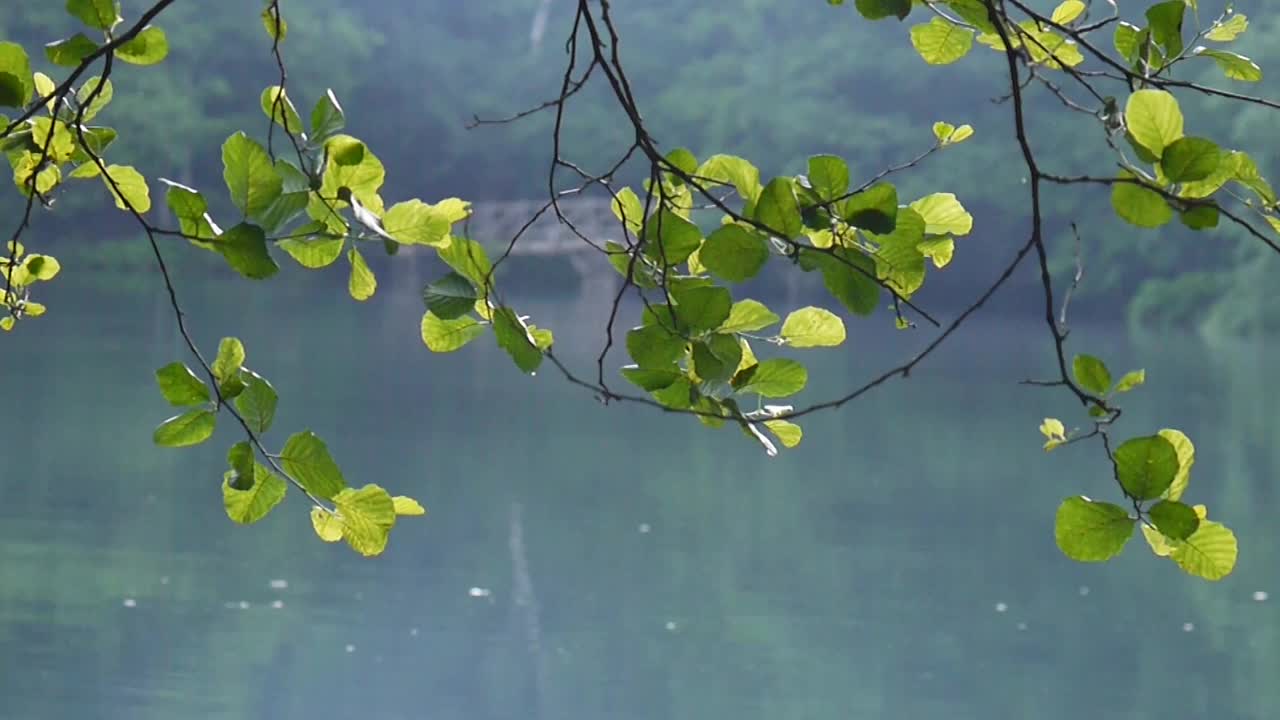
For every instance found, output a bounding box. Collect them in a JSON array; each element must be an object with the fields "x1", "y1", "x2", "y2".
[
  {"x1": 1115, "y1": 435, "x2": 1179, "y2": 500},
  {"x1": 45, "y1": 34, "x2": 99, "y2": 66},
  {"x1": 642, "y1": 209, "x2": 702, "y2": 265},
  {"x1": 310, "y1": 90, "x2": 345, "y2": 142},
  {"x1": 806, "y1": 155, "x2": 849, "y2": 202},
  {"x1": 1162, "y1": 137, "x2": 1222, "y2": 183},
  {"x1": 699, "y1": 225, "x2": 770, "y2": 282},
  {"x1": 493, "y1": 307, "x2": 543, "y2": 373},
  {"x1": 672, "y1": 285, "x2": 733, "y2": 333},
  {"x1": 65, "y1": 0, "x2": 120, "y2": 30},
  {"x1": 213, "y1": 223, "x2": 279, "y2": 279},
  {"x1": 422, "y1": 272, "x2": 478, "y2": 320},
  {"x1": 839, "y1": 182, "x2": 898, "y2": 234},
  {"x1": 753, "y1": 177, "x2": 802, "y2": 239},
  {"x1": 626, "y1": 324, "x2": 686, "y2": 369},
  {"x1": 853, "y1": 0, "x2": 912, "y2": 20},
  {"x1": 222, "y1": 131, "x2": 282, "y2": 218},
  {"x1": 0, "y1": 43, "x2": 34, "y2": 109},
  {"x1": 738, "y1": 358, "x2": 807, "y2": 397},
  {"x1": 234, "y1": 370, "x2": 278, "y2": 433},
  {"x1": 1112, "y1": 174, "x2": 1173, "y2": 228},
  {"x1": 1145, "y1": 0, "x2": 1185, "y2": 56},
  {"x1": 1149, "y1": 500, "x2": 1200, "y2": 541},
  {"x1": 691, "y1": 334, "x2": 742, "y2": 384},
  {"x1": 222, "y1": 460, "x2": 286, "y2": 525},
  {"x1": 620, "y1": 365, "x2": 682, "y2": 391},
  {"x1": 1180, "y1": 205, "x2": 1219, "y2": 230}
]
